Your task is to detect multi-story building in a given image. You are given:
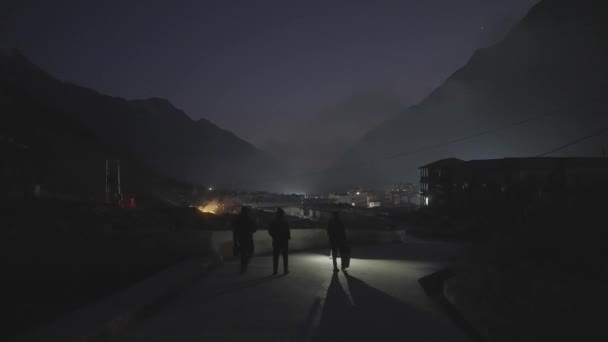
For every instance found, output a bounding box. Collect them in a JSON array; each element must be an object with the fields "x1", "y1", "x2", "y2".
[
  {"x1": 350, "y1": 189, "x2": 369, "y2": 207},
  {"x1": 419, "y1": 157, "x2": 608, "y2": 211},
  {"x1": 329, "y1": 192, "x2": 351, "y2": 205},
  {"x1": 385, "y1": 183, "x2": 420, "y2": 207},
  {"x1": 419, "y1": 158, "x2": 463, "y2": 207}
]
